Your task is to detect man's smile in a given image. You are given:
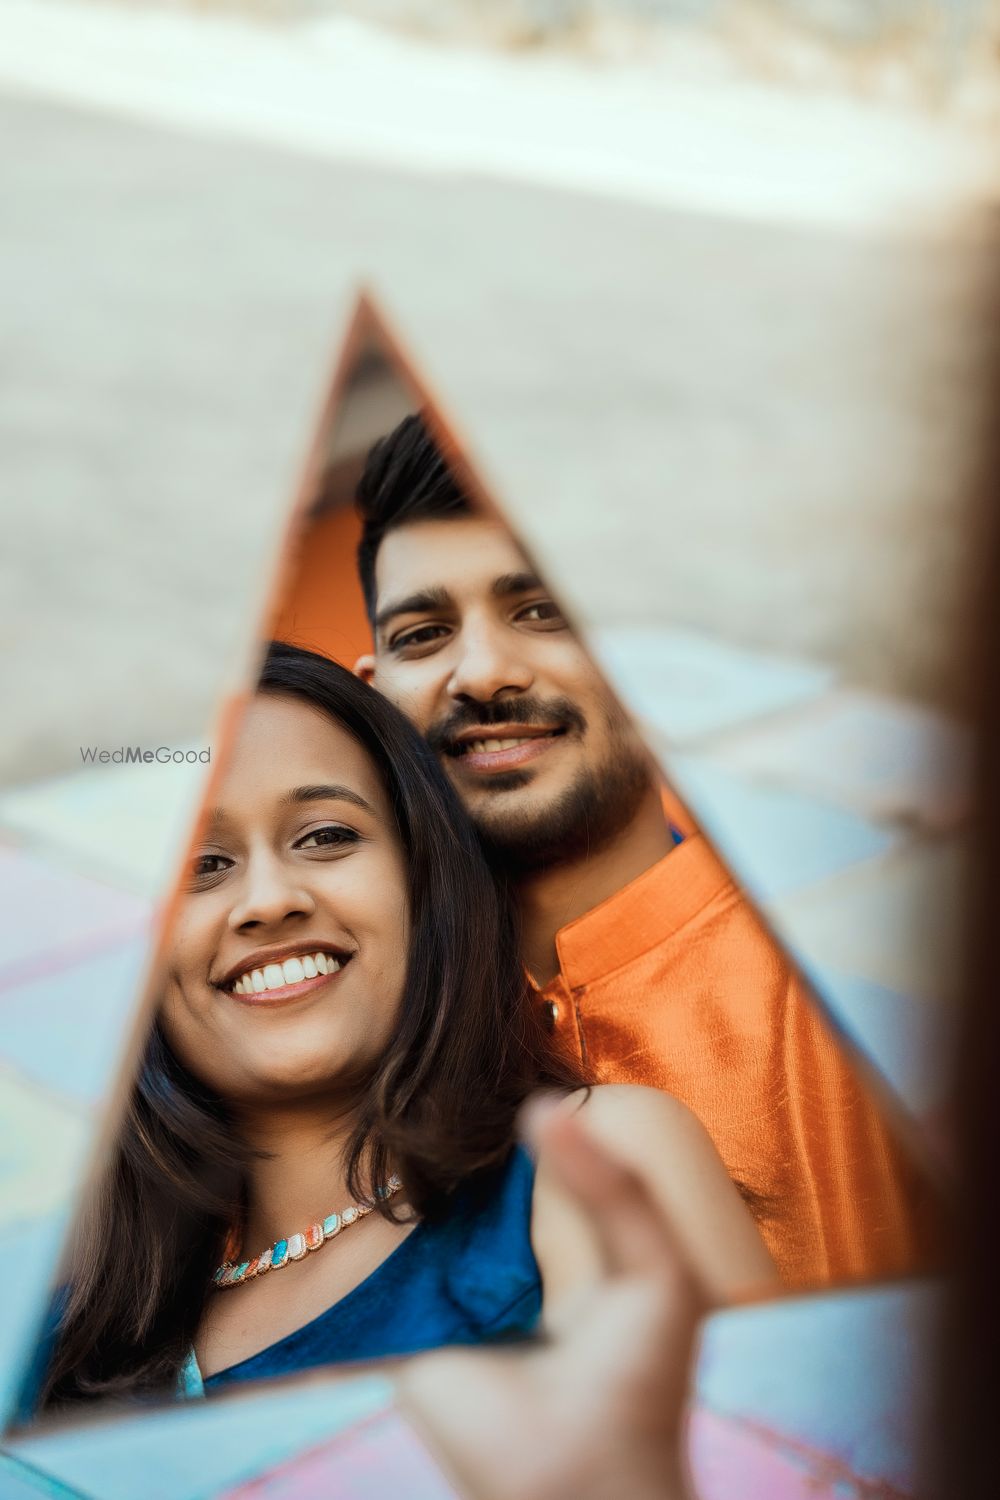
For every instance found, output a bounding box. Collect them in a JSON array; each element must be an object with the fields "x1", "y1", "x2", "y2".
[{"x1": 446, "y1": 723, "x2": 567, "y2": 776}]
